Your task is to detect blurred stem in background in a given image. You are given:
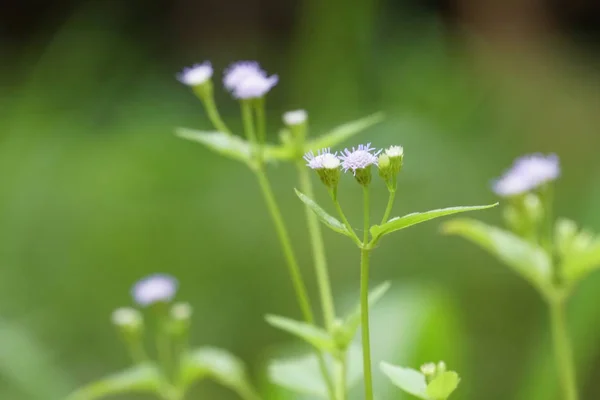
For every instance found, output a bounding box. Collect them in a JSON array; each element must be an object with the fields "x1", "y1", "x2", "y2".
[
  {"x1": 360, "y1": 186, "x2": 374, "y2": 400},
  {"x1": 549, "y1": 296, "x2": 578, "y2": 400}
]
